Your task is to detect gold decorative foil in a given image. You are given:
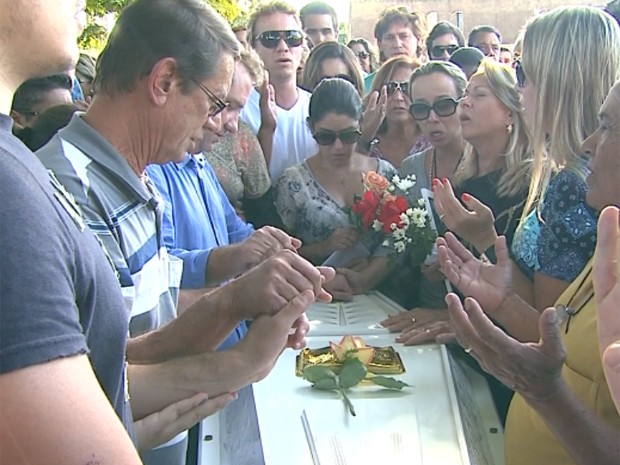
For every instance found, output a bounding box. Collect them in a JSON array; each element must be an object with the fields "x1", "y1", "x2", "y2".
[{"x1": 296, "y1": 346, "x2": 405, "y2": 377}]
